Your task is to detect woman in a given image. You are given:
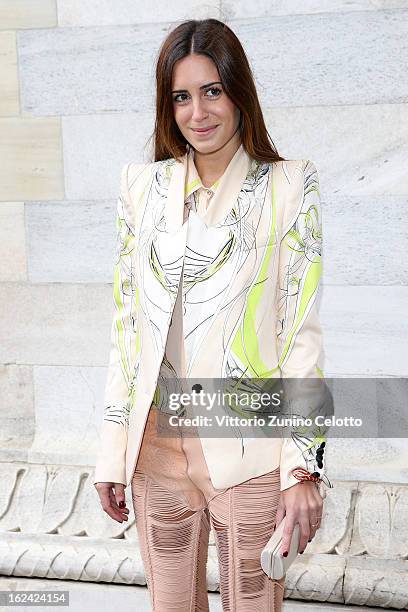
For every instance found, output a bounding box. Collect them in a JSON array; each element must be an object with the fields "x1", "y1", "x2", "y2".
[{"x1": 93, "y1": 18, "x2": 332, "y2": 612}]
